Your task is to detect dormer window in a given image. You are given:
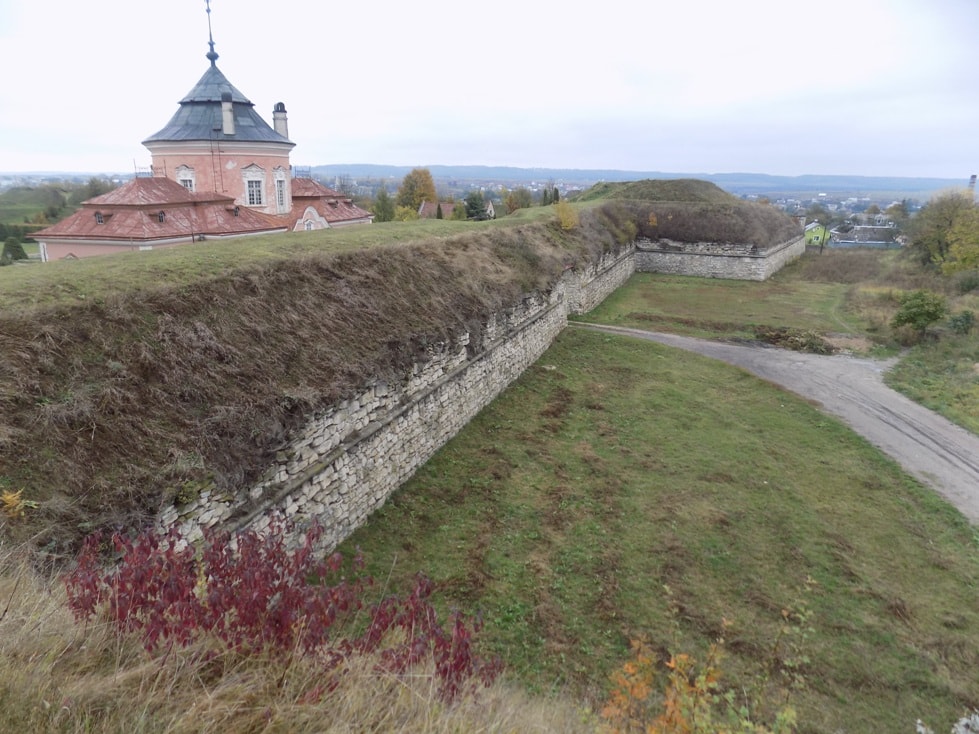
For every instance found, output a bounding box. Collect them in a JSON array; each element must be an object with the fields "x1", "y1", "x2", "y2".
[
  {"x1": 176, "y1": 165, "x2": 196, "y2": 192},
  {"x1": 157, "y1": 211, "x2": 166, "y2": 223},
  {"x1": 304, "y1": 220, "x2": 313, "y2": 231},
  {"x1": 233, "y1": 206, "x2": 240, "y2": 217},
  {"x1": 95, "y1": 212, "x2": 104, "y2": 225}
]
